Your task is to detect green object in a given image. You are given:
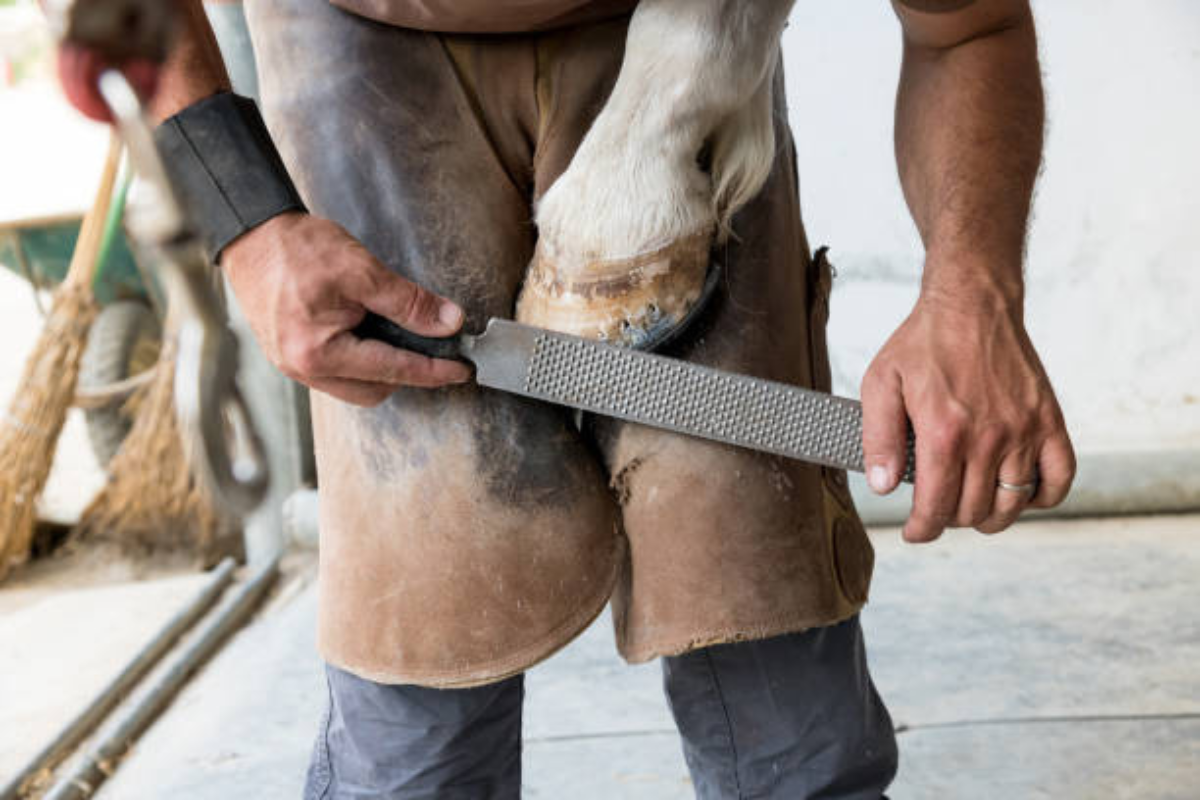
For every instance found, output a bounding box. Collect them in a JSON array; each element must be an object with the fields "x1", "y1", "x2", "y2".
[
  {"x1": 0, "y1": 213, "x2": 152, "y2": 307},
  {"x1": 93, "y1": 172, "x2": 134, "y2": 294}
]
